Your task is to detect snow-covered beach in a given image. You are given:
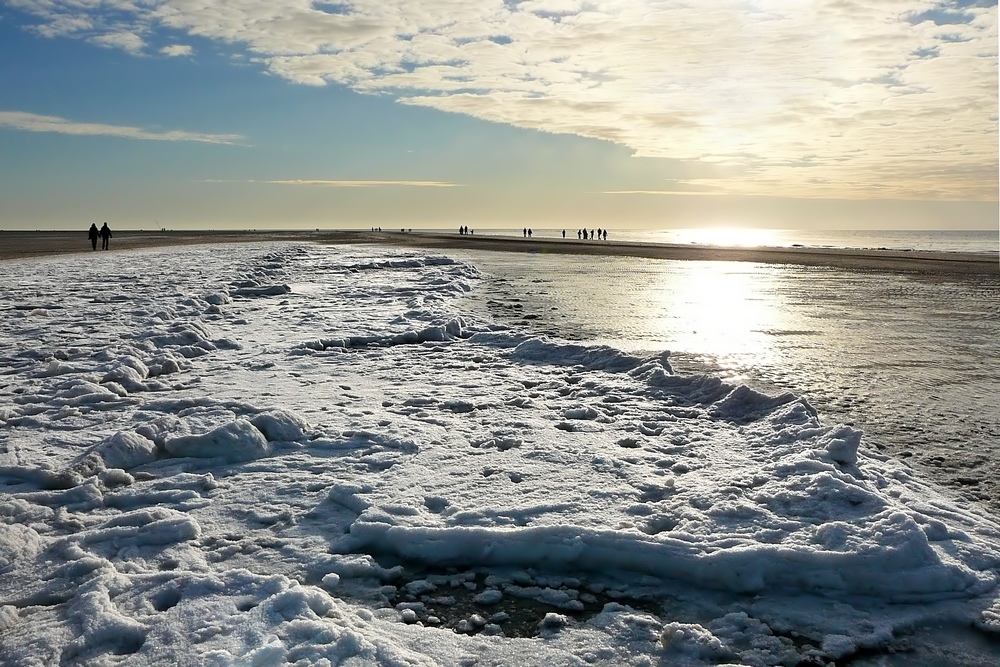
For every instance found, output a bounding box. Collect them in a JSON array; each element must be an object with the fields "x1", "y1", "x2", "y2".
[{"x1": 2, "y1": 240, "x2": 999, "y2": 665}]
